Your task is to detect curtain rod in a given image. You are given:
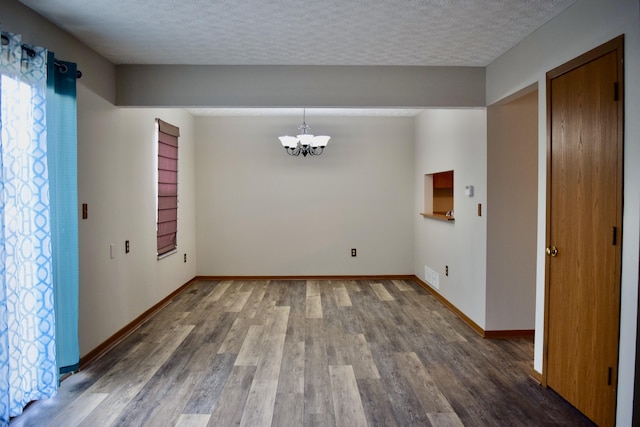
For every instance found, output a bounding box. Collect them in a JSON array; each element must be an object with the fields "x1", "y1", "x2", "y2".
[{"x1": 1, "y1": 33, "x2": 82, "y2": 79}]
